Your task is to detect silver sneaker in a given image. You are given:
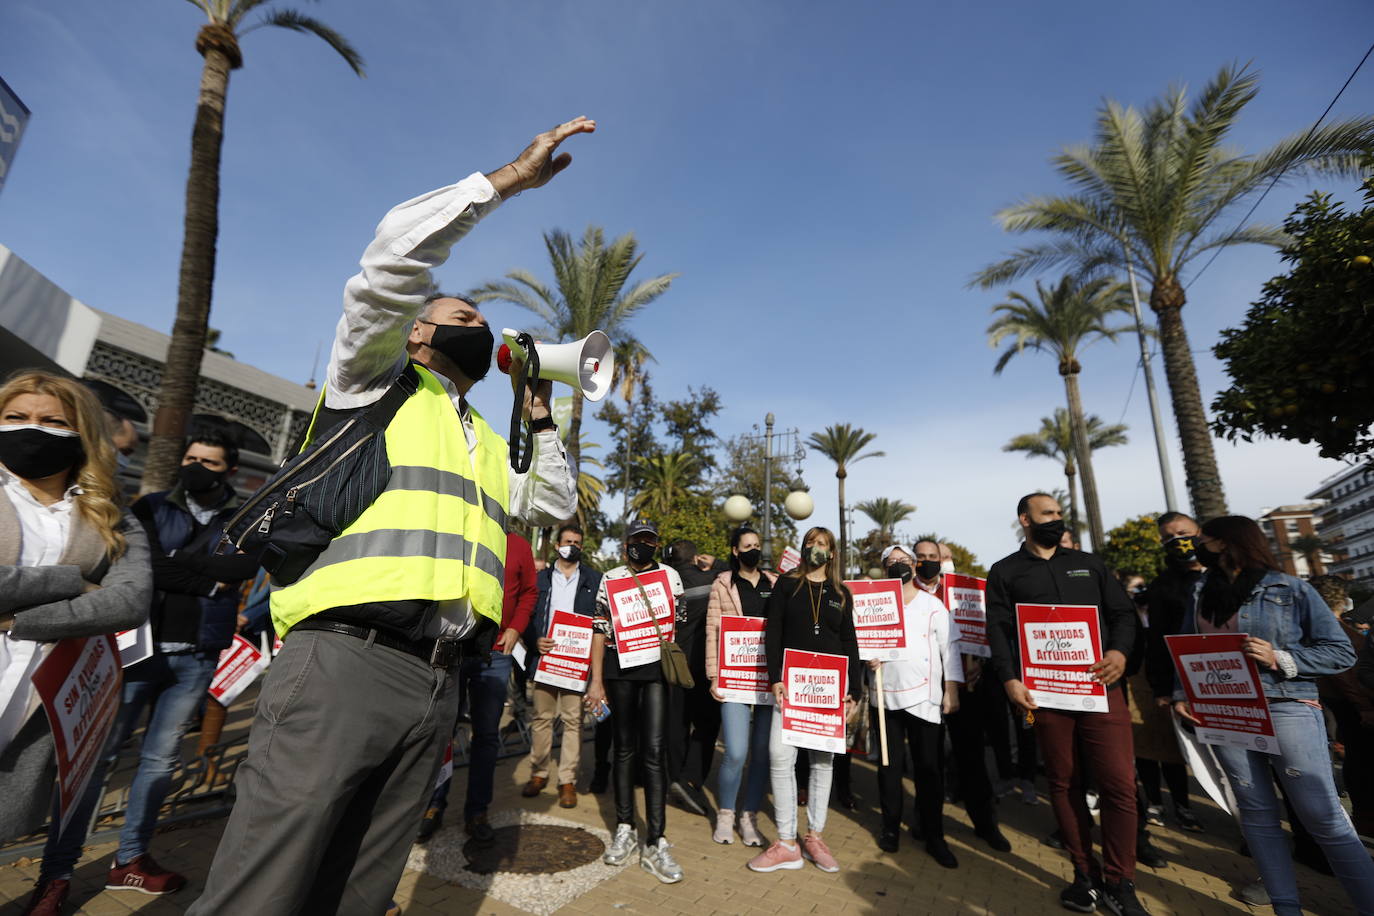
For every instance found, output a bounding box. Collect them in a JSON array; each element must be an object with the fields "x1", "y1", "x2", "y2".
[
  {"x1": 738, "y1": 811, "x2": 764, "y2": 847},
  {"x1": 604, "y1": 823, "x2": 637, "y2": 866},
  {"x1": 641, "y1": 837, "x2": 684, "y2": 884}
]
